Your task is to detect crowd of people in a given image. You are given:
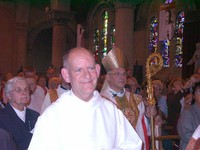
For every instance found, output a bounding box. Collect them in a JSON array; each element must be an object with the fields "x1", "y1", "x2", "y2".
[{"x1": 0, "y1": 46, "x2": 199, "y2": 150}]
